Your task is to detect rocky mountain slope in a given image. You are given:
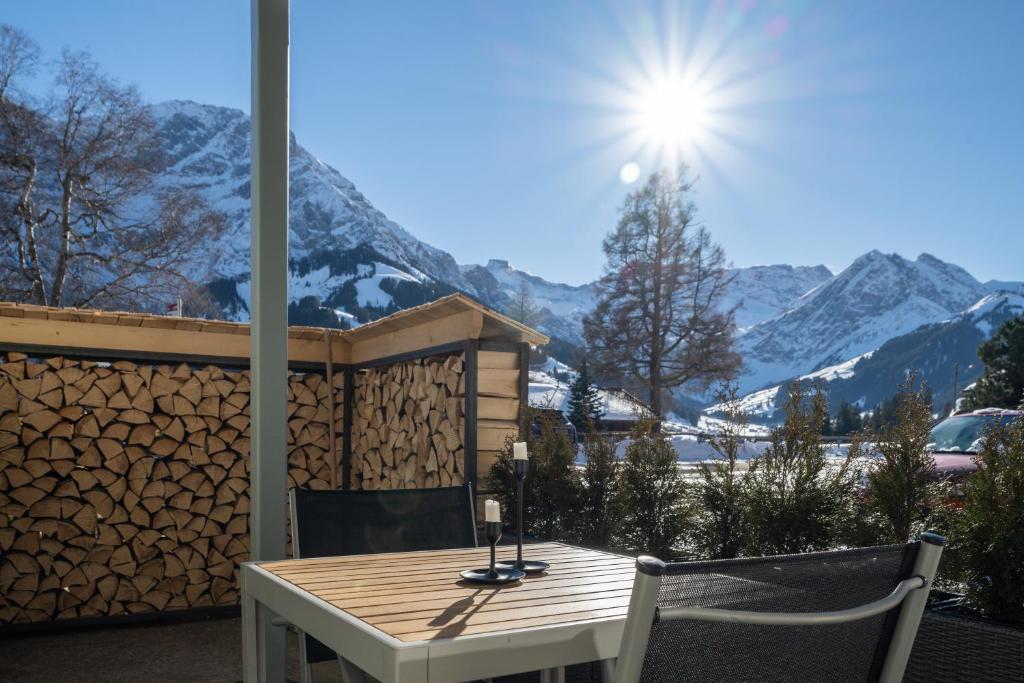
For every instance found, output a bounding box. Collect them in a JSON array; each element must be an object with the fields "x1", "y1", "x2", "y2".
[
  {"x1": 734, "y1": 251, "x2": 996, "y2": 393},
  {"x1": 153, "y1": 100, "x2": 831, "y2": 341},
  {"x1": 713, "y1": 291, "x2": 1024, "y2": 421}
]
